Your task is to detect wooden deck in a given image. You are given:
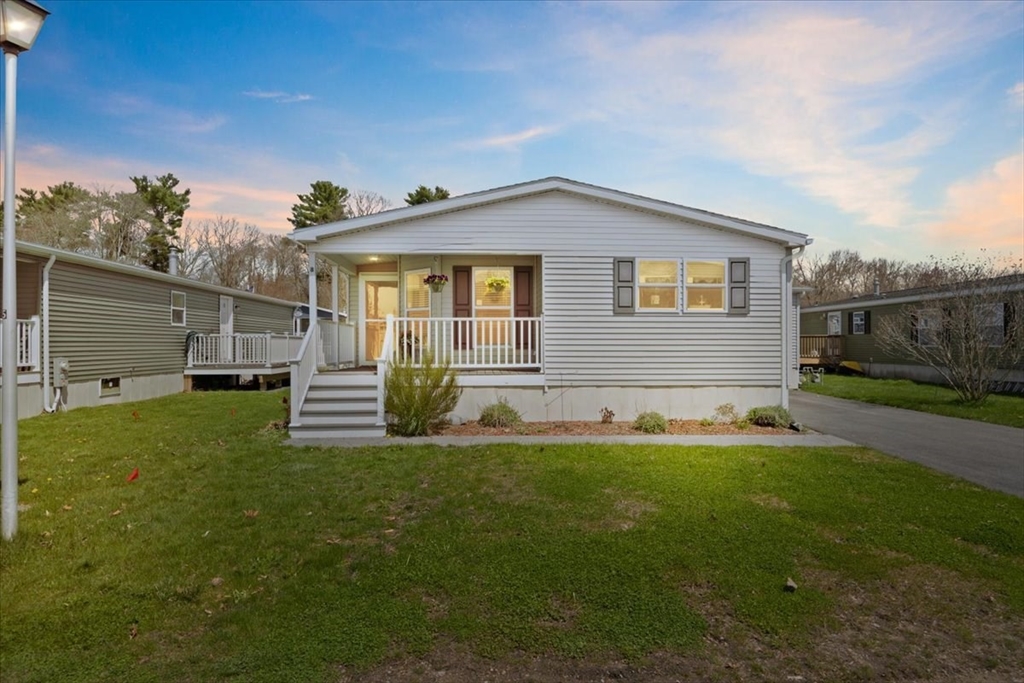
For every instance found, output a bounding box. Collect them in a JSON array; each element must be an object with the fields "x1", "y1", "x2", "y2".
[{"x1": 799, "y1": 335, "x2": 843, "y2": 367}]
